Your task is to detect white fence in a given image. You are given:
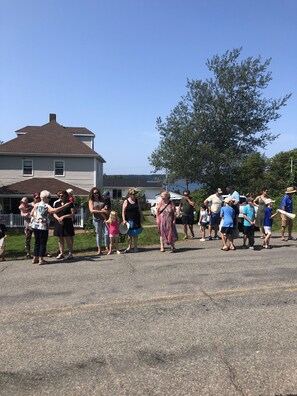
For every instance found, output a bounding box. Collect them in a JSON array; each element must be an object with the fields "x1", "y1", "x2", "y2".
[{"x1": 1, "y1": 208, "x2": 85, "y2": 228}]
